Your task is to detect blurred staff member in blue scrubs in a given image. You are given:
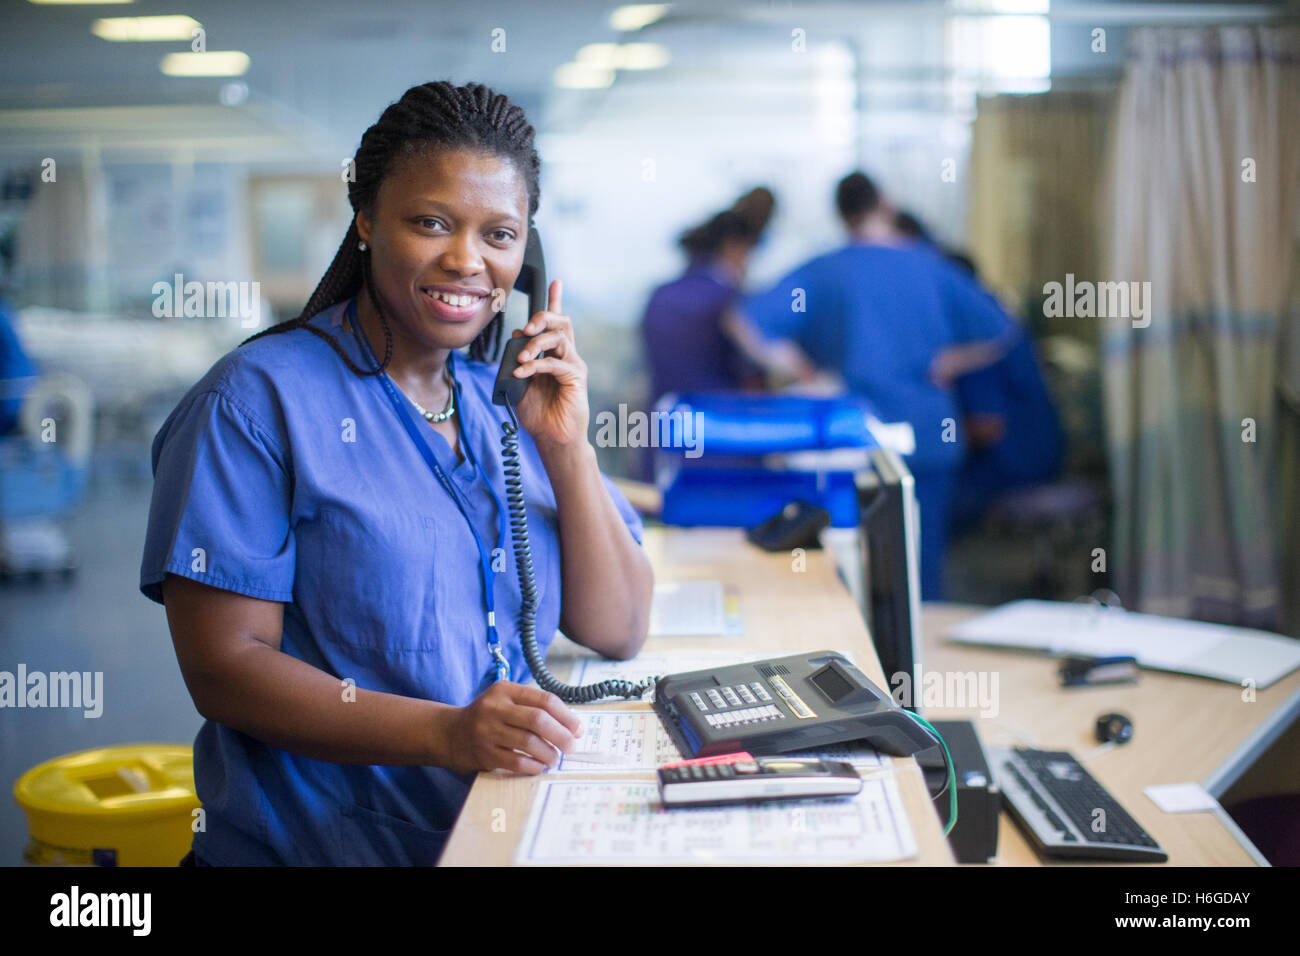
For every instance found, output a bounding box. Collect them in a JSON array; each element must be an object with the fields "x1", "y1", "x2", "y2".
[
  {"x1": 728, "y1": 173, "x2": 1015, "y2": 599},
  {"x1": 641, "y1": 187, "x2": 776, "y2": 408},
  {"x1": 140, "y1": 81, "x2": 653, "y2": 866},
  {"x1": 893, "y1": 207, "x2": 979, "y2": 289},
  {"x1": 893, "y1": 211, "x2": 1066, "y2": 532}
]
